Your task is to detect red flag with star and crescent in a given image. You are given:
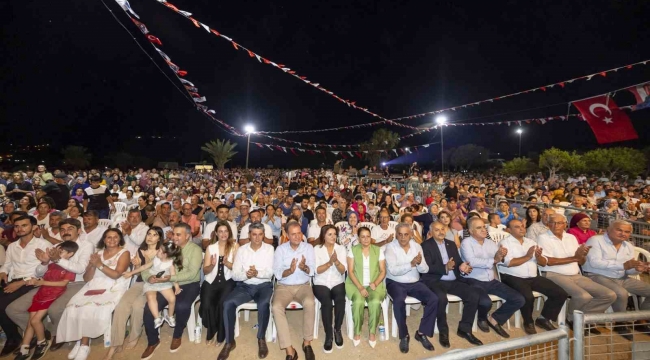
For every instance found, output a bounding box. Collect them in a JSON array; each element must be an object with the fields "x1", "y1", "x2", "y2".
[{"x1": 572, "y1": 96, "x2": 638, "y2": 144}]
